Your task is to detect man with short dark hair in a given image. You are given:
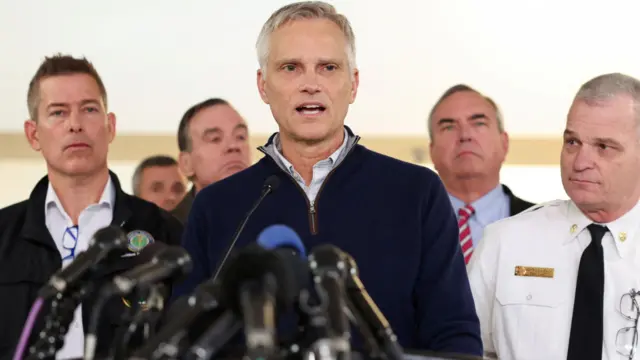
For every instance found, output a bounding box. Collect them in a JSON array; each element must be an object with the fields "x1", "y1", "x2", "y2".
[
  {"x1": 428, "y1": 84, "x2": 534, "y2": 264},
  {"x1": 0, "y1": 54, "x2": 183, "y2": 360},
  {"x1": 171, "y1": 98, "x2": 251, "y2": 223},
  {"x1": 132, "y1": 155, "x2": 186, "y2": 211}
]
